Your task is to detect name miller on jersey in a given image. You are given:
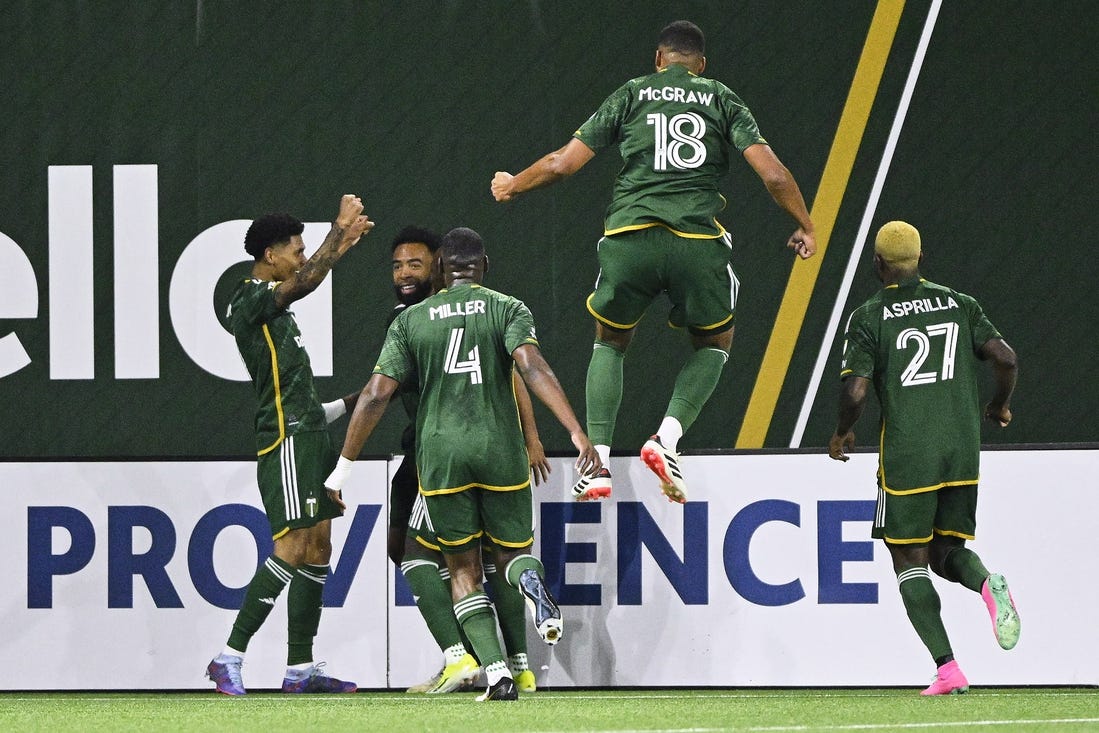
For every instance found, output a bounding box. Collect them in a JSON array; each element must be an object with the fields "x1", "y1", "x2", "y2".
[
  {"x1": 882, "y1": 295, "x2": 959, "y2": 320},
  {"x1": 638, "y1": 86, "x2": 714, "y2": 106},
  {"x1": 429, "y1": 299, "x2": 486, "y2": 320}
]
